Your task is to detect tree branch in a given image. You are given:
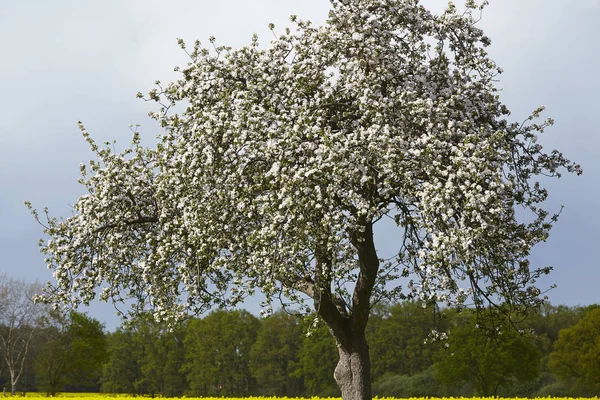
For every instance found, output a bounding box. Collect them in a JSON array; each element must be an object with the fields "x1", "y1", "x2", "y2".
[{"x1": 351, "y1": 221, "x2": 380, "y2": 333}]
